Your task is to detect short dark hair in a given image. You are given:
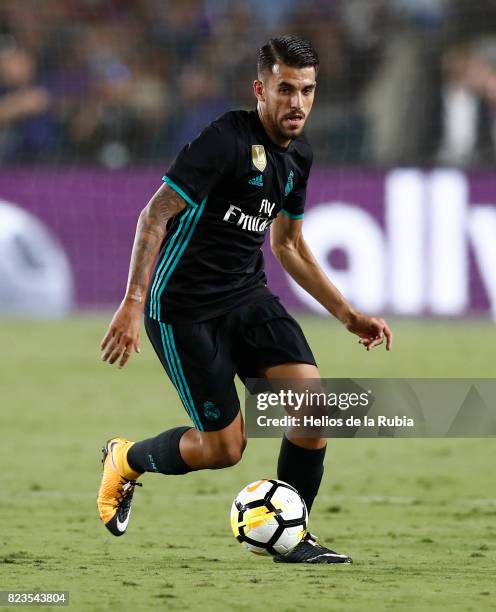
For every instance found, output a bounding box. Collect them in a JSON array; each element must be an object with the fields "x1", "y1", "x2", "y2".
[{"x1": 257, "y1": 35, "x2": 319, "y2": 77}]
